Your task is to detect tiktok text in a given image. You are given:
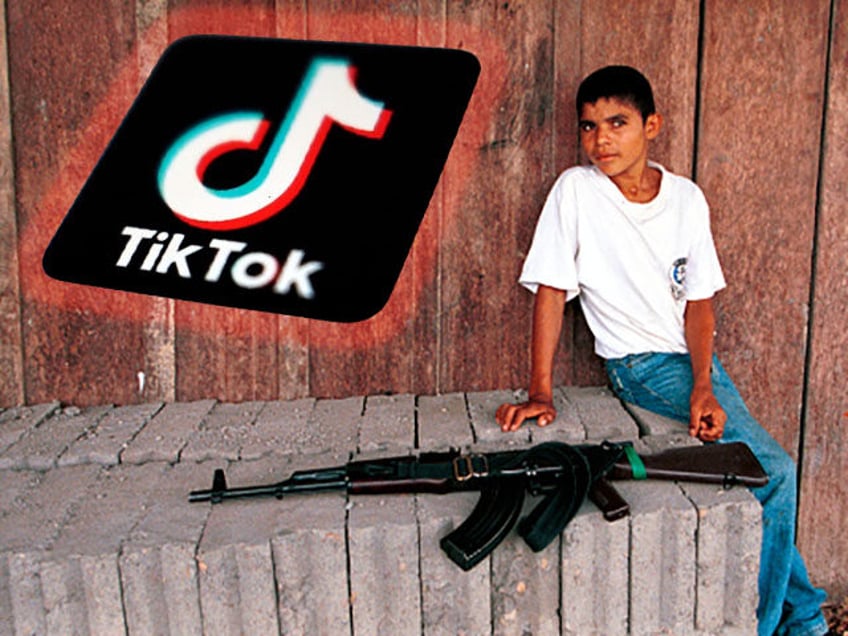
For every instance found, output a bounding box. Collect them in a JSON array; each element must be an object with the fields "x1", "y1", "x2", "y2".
[{"x1": 116, "y1": 225, "x2": 324, "y2": 298}]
